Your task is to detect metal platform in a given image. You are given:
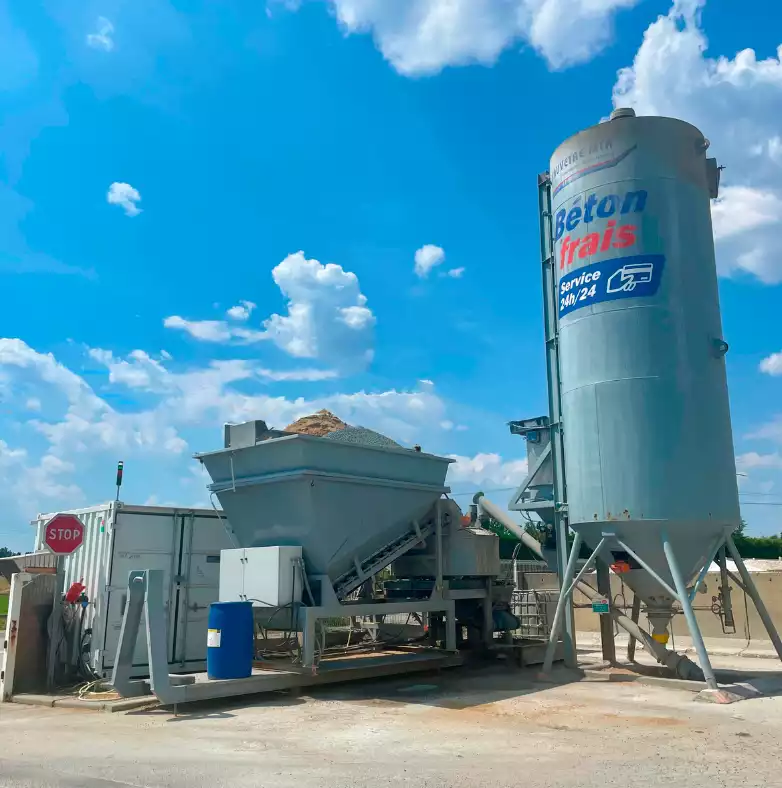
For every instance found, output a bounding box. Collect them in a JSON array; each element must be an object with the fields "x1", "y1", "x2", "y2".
[{"x1": 168, "y1": 649, "x2": 463, "y2": 704}]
